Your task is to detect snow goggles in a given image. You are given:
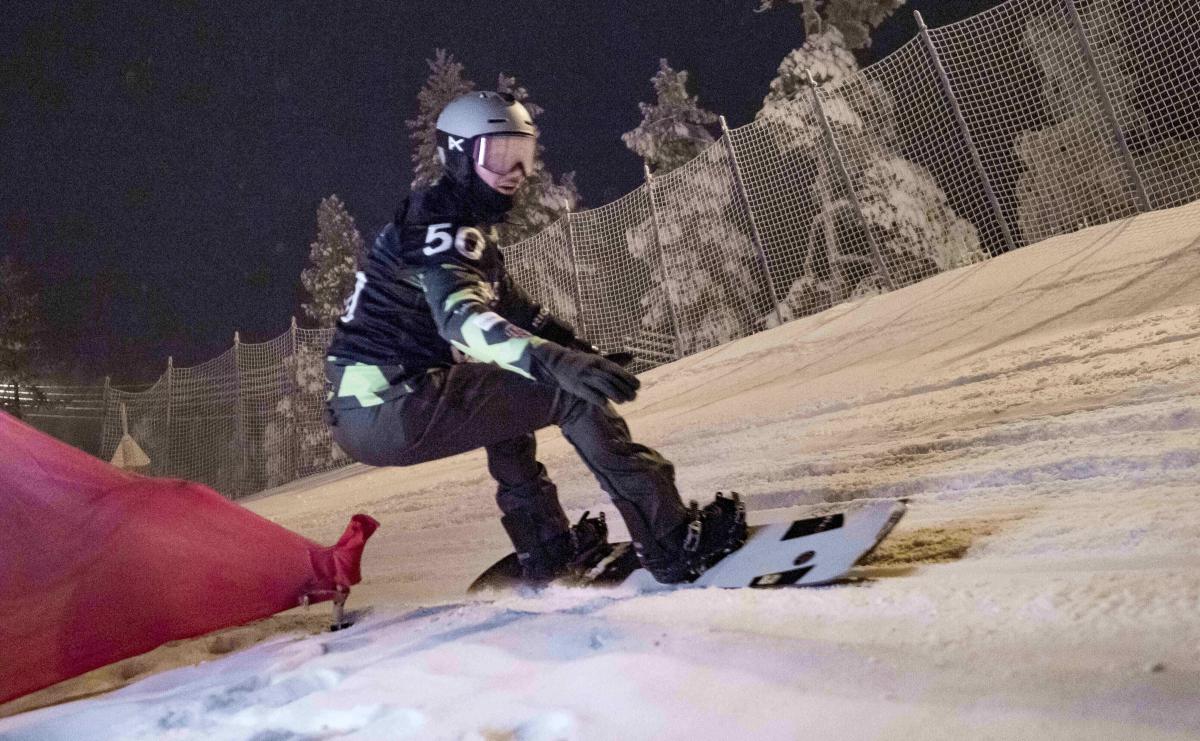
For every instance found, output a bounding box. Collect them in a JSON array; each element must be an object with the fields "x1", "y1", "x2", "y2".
[{"x1": 473, "y1": 134, "x2": 536, "y2": 175}]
